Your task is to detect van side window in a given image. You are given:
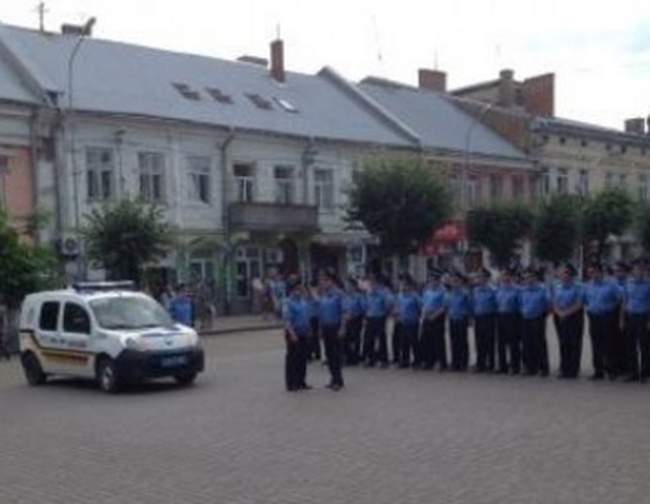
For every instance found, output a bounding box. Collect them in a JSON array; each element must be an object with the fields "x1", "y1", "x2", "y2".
[
  {"x1": 39, "y1": 302, "x2": 60, "y2": 331},
  {"x1": 63, "y1": 303, "x2": 91, "y2": 335}
]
